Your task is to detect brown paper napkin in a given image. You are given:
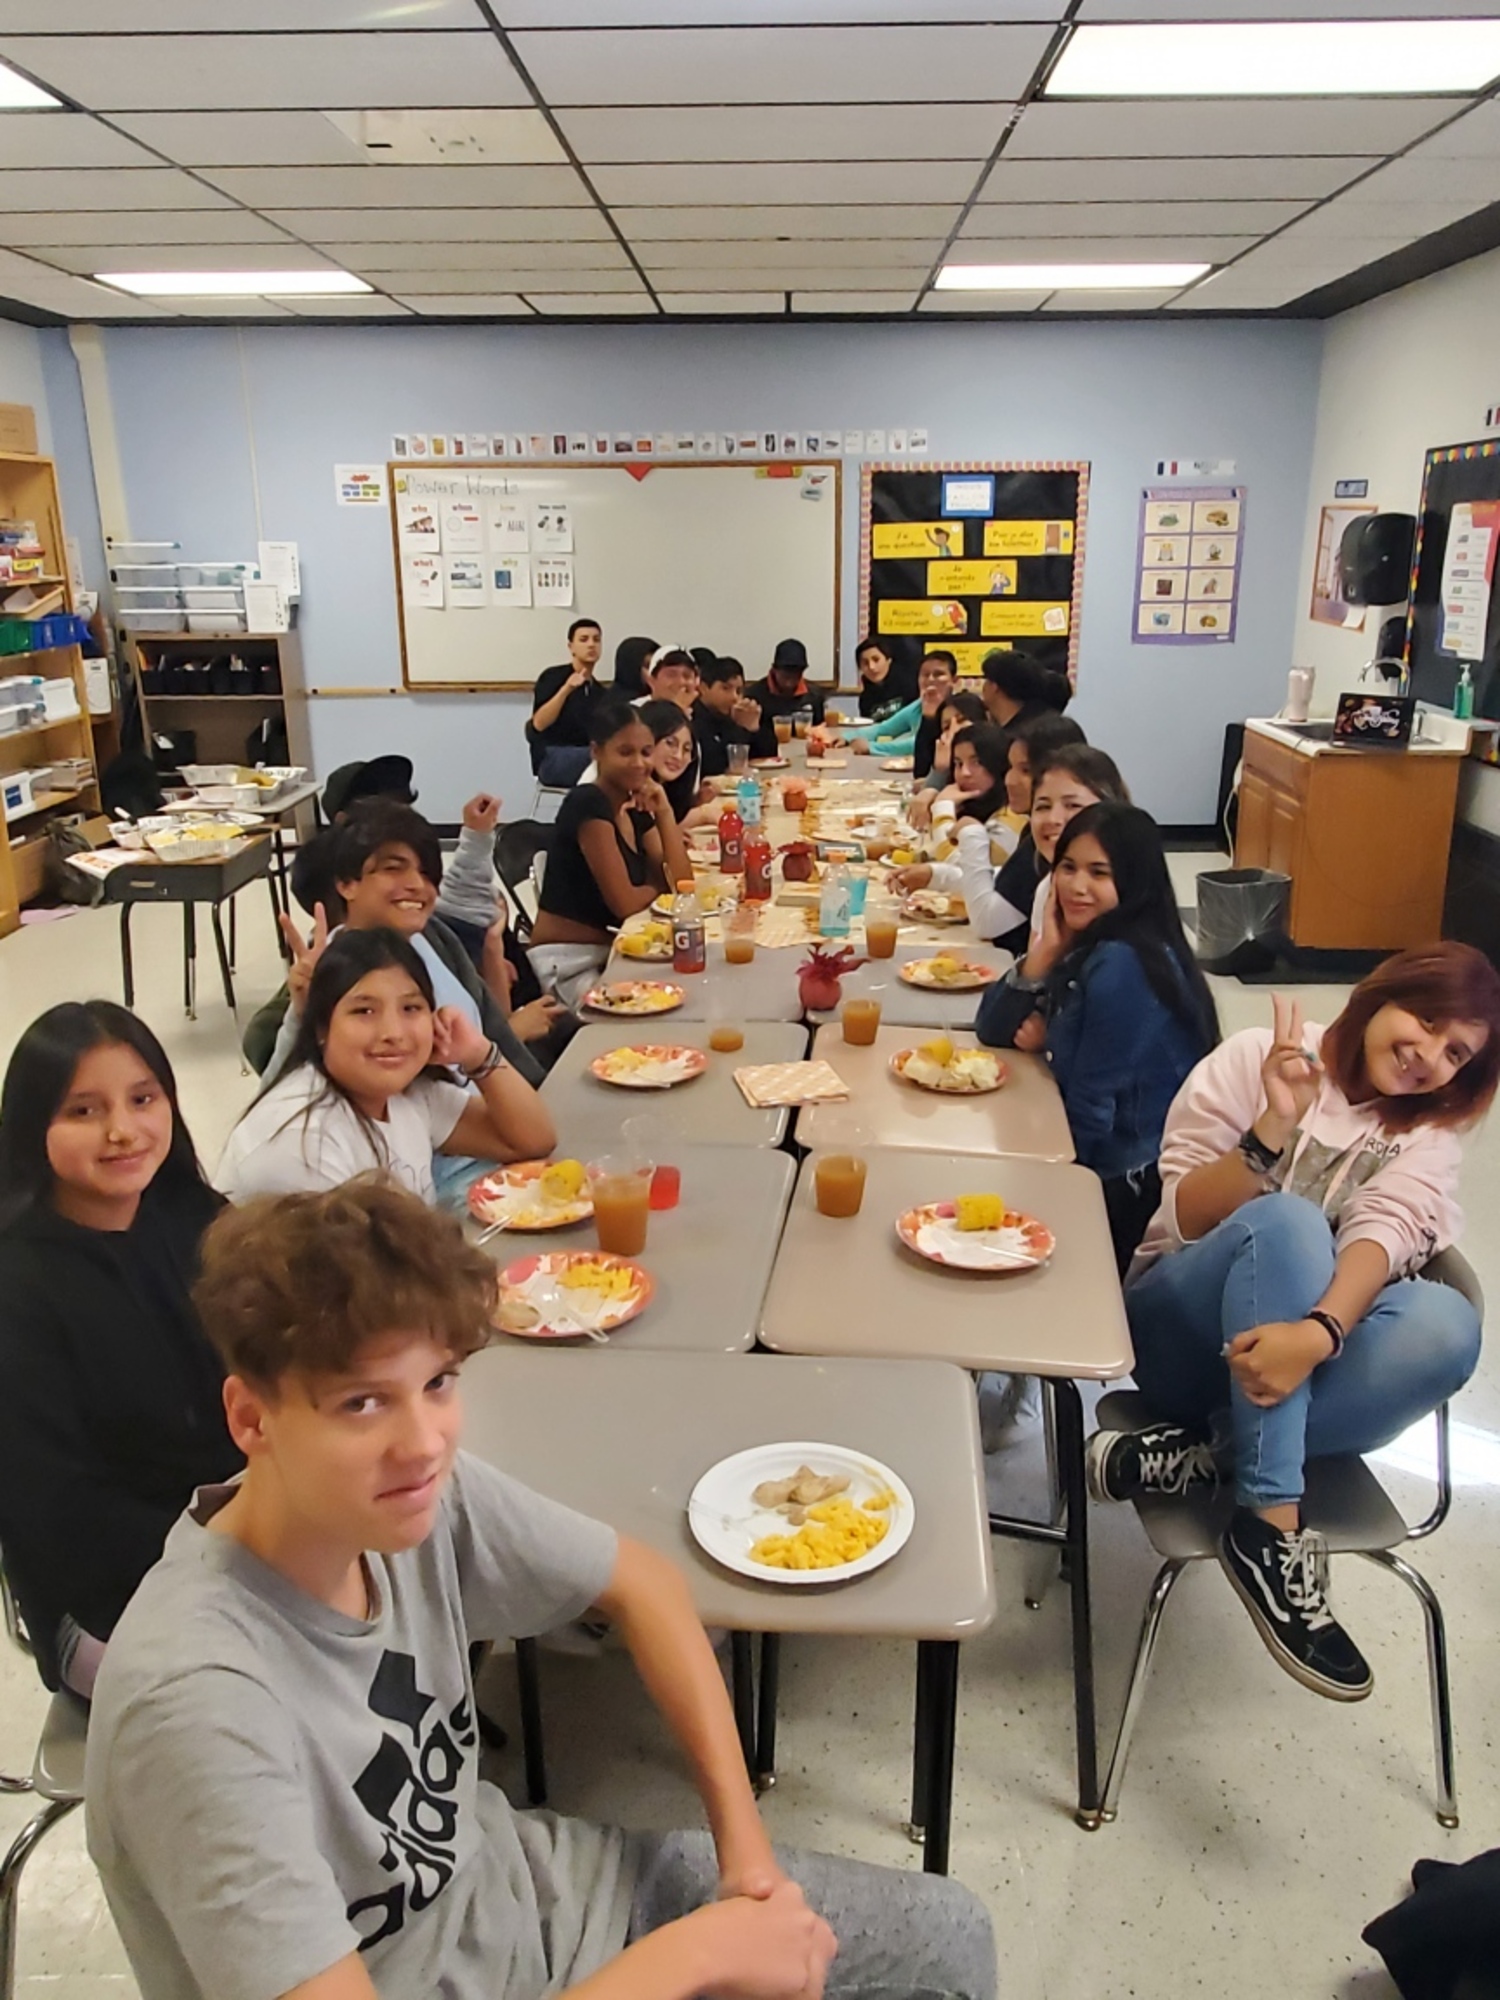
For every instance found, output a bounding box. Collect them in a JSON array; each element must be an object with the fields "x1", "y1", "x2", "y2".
[{"x1": 733, "y1": 1060, "x2": 850, "y2": 1108}]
